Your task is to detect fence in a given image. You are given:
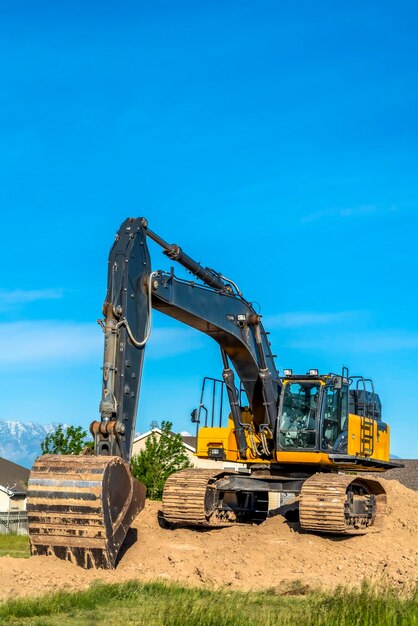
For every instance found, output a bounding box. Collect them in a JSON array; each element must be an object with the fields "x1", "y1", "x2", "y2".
[{"x1": 0, "y1": 511, "x2": 28, "y2": 535}]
